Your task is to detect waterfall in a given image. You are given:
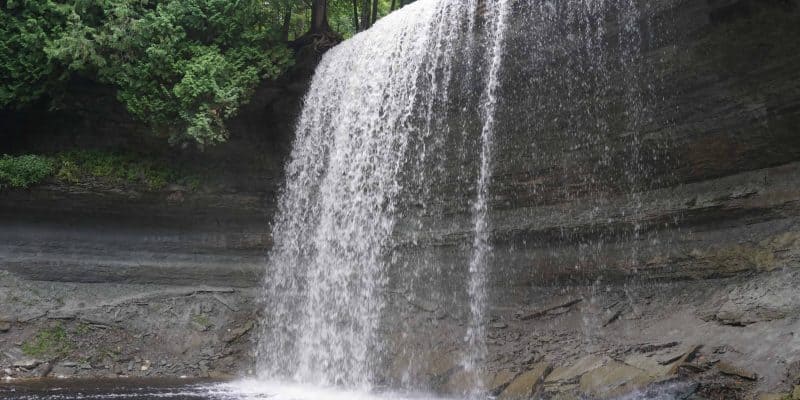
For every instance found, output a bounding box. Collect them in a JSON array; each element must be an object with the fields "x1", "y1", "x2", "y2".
[
  {"x1": 257, "y1": 0, "x2": 649, "y2": 395},
  {"x1": 256, "y1": 0, "x2": 475, "y2": 389},
  {"x1": 462, "y1": 0, "x2": 511, "y2": 392}
]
